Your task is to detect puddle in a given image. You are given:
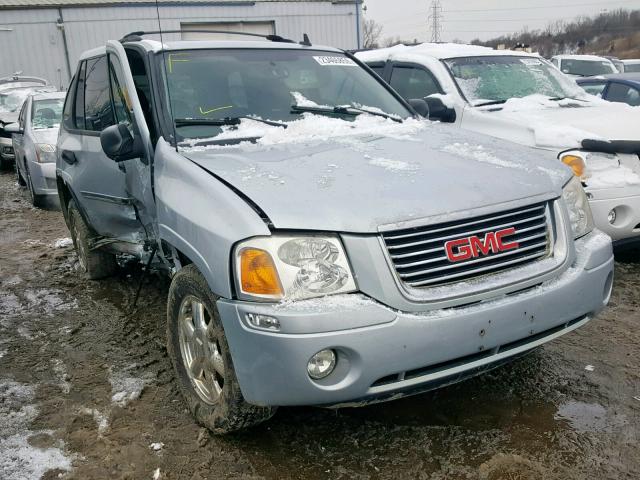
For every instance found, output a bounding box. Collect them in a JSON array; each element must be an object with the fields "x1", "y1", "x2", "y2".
[{"x1": 554, "y1": 400, "x2": 627, "y2": 434}]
